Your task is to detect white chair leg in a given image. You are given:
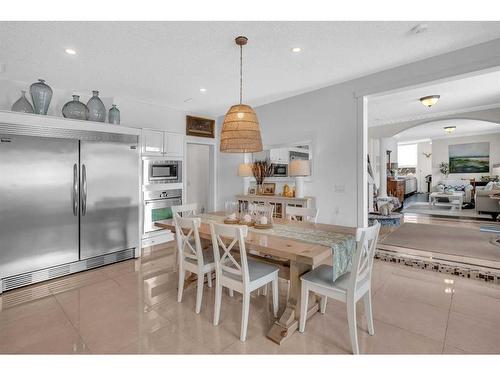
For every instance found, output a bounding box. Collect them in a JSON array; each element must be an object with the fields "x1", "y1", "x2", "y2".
[
  {"x1": 177, "y1": 266, "x2": 185, "y2": 303},
  {"x1": 347, "y1": 301, "x2": 359, "y2": 354},
  {"x1": 298, "y1": 281, "x2": 309, "y2": 333},
  {"x1": 363, "y1": 290, "x2": 375, "y2": 335},
  {"x1": 195, "y1": 274, "x2": 204, "y2": 314},
  {"x1": 207, "y1": 271, "x2": 213, "y2": 288},
  {"x1": 271, "y1": 277, "x2": 279, "y2": 318},
  {"x1": 228, "y1": 288, "x2": 234, "y2": 297},
  {"x1": 240, "y1": 292, "x2": 251, "y2": 342},
  {"x1": 214, "y1": 281, "x2": 222, "y2": 326},
  {"x1": 320, "y1": 296, "x2": 328, "y2": 314},
  {"x1": 262, "y1": 284, "x2": 268, "y2": 296}
]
